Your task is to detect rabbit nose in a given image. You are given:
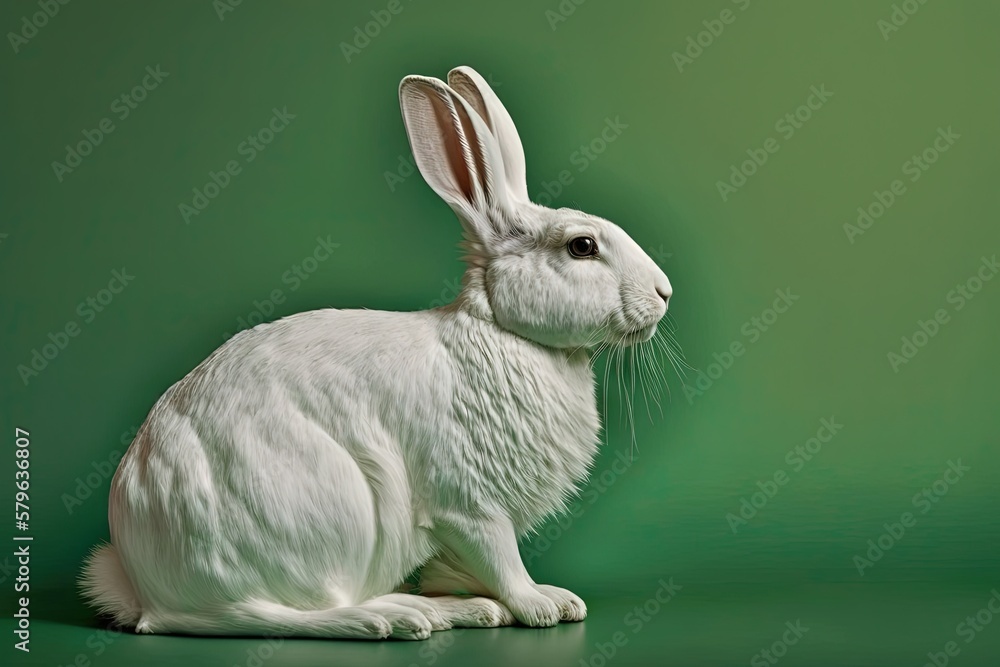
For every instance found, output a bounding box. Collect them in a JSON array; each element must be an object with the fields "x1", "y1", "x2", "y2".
[
  {"x1": 655, "y1": 276, "x2": 672, "y2": 305},
  {"x1": 651, "y1": 263, "x2": 671, "y2": 307}
]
